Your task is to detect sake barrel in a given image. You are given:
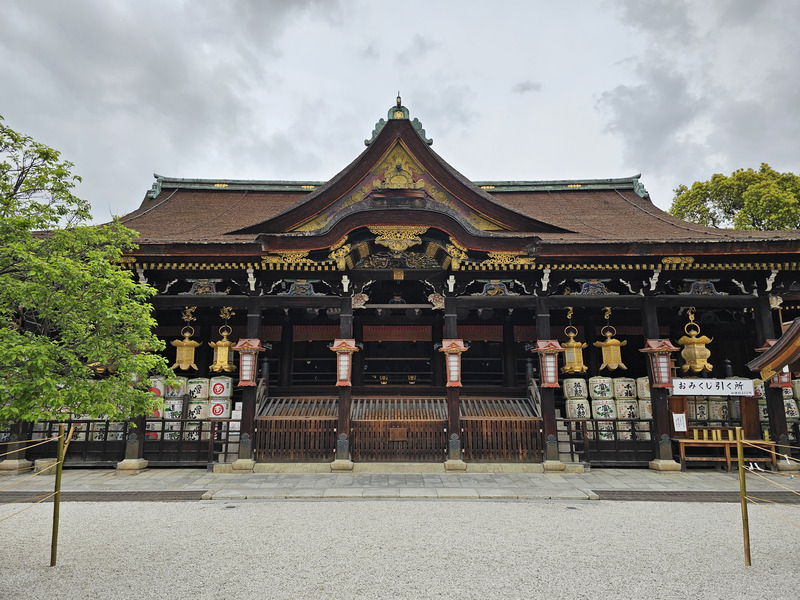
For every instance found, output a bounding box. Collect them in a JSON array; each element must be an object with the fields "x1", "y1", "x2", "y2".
[
  {"x1": 187, "y1": 378, "x2": 210, "y2": 399},
  {"x1": 184, "y1": 422, "x2": 202, "y2": 441},
  {"x1": 708, "y1": 397, "x2": 729, "y2": 421},
  {"x1": 753, "y1": 379, "x2": 765, "y2": 398},
  {"x1": 758, "y1": 398, "x2": 769, "y2": 422},
  {"x1": 596, "y1": 420, "x2": 615, "y2": 441},
  {"x1": 591, "y1": 398, "x2": 617, "y2": 420},
  {"x1": 613, "y1": 378, "x2": 636, "y2": 400},
  {"x1": 149, "y1": 377, "x2": 165, "y2": 397},
  {"x1": 165, "y1": 377, "x2": 187, "y2": 398},
  {"x1": 615, "y1": 400, "x2": 638, "y2": 420},
  {"x1": 783, "y1": 386, "x2": 794, "y2": 399},
  {"x1": 617, "y1": 421, "x2": 633, "y2": 440},
  {"x1": 589, "y1": 377, "x2": 613, "y2": 400},
  {"x1": 210, "y1": 376, "x2": 233, "y2": 398},
  {"x1": 636, "y1": 377, "x2": 651, "y2": 399},
  {"x1": 635, "y1": 422, "x2": 652, "y2": 441},
  {"x1": 563, "y1": 378, "x2": 588, "y2": 400},
  {"x1": 686, "y1": 399, "x2": 696, "y2": 421},
  {"x1": 187, "y1": 399, "x2": 209, "y2": 420},
  {"x1": 163, "y1": 399, "x2": 183, "y2": 420},
  {"x1": 784, "y1": 399, "x2": 800, "y2": 420},
  {"x1": 694, "y1": 398, "x2": 709, "y2": 421},
  {"x1": 209, "y1": 397, "x2": 231, "y2": 419},
  {"x1": 730, "y1": 398, "x2": 741, "y2": 420},
  {"x1": 566, "y1": 398, "x2": 591, "y2": 419},
  {"x1": 638, "y1": 399, "x2": 653, "y2": 420},
  {"x1": 792, "y1": 379, "x2": 800, "y2": 399}
]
